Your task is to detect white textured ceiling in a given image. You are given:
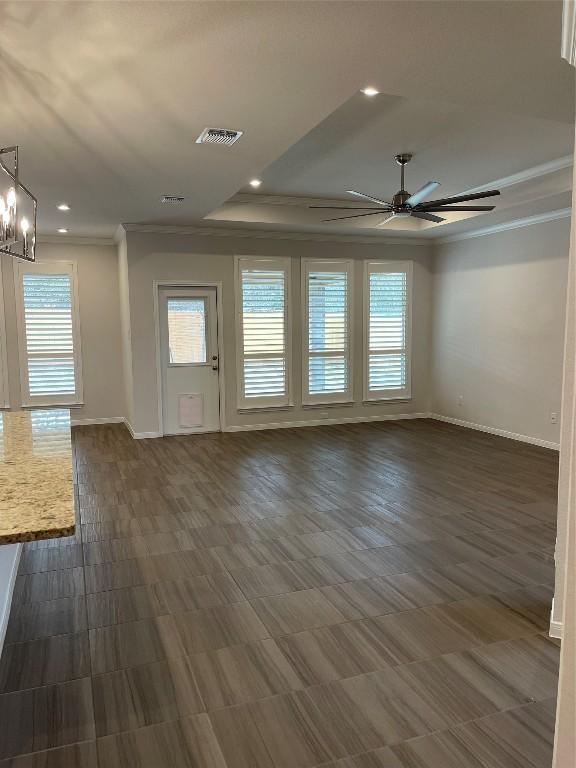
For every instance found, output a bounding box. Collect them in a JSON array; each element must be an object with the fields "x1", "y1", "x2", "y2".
[
  {"x1": 208, "y1": 91, "x2": 574, "y2": 236},
  {"x1": 0, "y1": 1, "x2": 573, "y2": 239}
]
